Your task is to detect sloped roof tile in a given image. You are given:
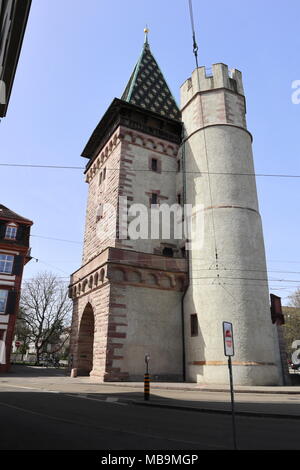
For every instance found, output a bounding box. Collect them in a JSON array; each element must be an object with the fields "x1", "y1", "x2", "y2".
[{"x1": 121, "y1": 40, "x2": 181, "y2": 121}]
